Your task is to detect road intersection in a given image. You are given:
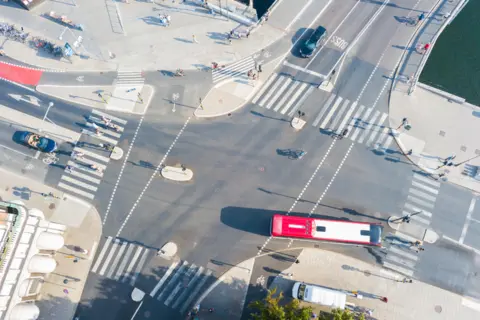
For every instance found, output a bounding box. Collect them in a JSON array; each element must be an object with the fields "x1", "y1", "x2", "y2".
[{"x1": 0, "y1": 0, "x2": 479, "y2": 319}]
